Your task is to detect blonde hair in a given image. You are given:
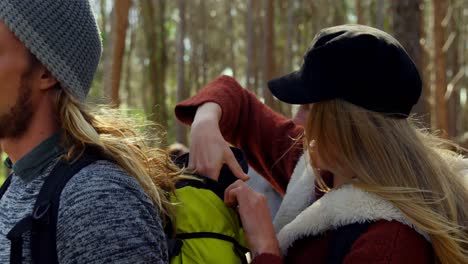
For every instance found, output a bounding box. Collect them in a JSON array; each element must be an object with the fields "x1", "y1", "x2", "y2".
[
  {"x1": 54, "y1": 89, "x2": 182, "y2": 227},
  {"x1": 305, "y1": 99, "x2": 468, "y2": 263}
]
